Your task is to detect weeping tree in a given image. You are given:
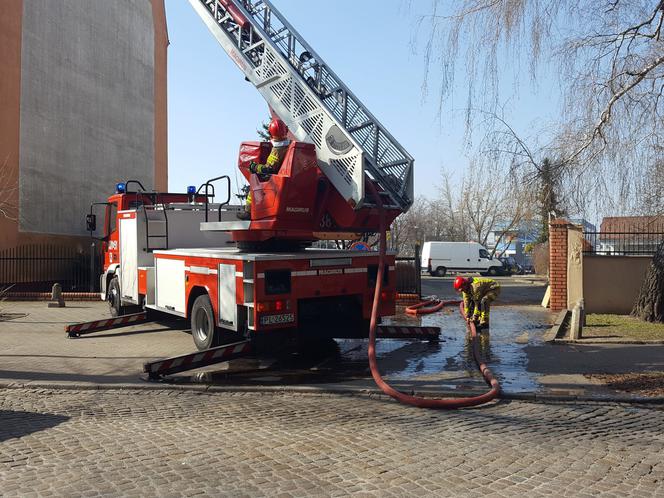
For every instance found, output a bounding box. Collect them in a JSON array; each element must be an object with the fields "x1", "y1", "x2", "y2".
[
  {"x1": 418, "y1": 0, "x2": 664, "y2": 321},
  {"x1": 632, "y1": 159, "x2": 664, "y2": 322},
  {"x1": 633, "y1": 240, "x2": 664, "y2": 322}
]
